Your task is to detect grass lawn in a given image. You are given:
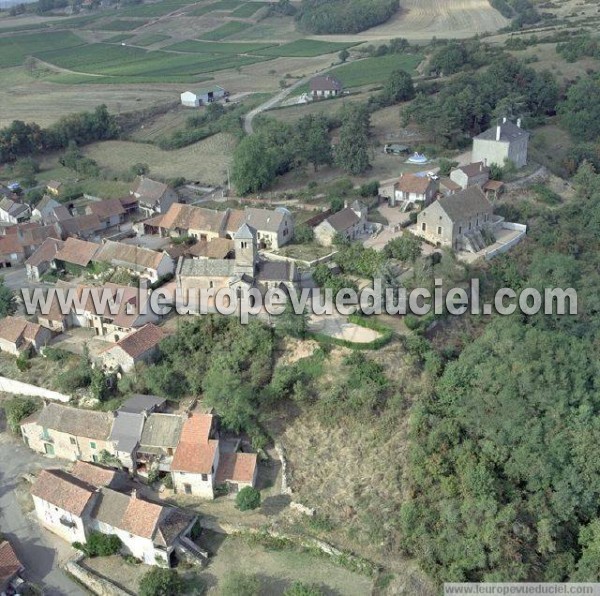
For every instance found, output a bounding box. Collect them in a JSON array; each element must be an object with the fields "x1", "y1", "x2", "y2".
[
  {"x1": 0, "y1": 30, "x2": 85, "y2": 68},
  {"x1": 259, "y1": 38, "x2": 358, "y2": 57},
  {"x1": 274, "y1": 243, "x2": 335, "y2": 262},
  {"x1": 198, "y1": 20, "x2": 252, "y2": 41}
]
